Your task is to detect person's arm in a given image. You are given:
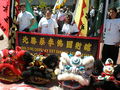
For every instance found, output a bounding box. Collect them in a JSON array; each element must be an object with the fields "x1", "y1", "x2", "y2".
[
  {"x1": 99, "y1": 30, "x2": 104, "y2": 60},
  {"x1": 70, "y1": 32, "x2": 78, "y2": 35},
  {"x1": 28, "y1": 18, "x2": 36, "y2": 28},
  {"x1": 38, "y1": 18, "x2": 42, "y2": 33},
  {"x1": 38, "y1": 27, "x2": 42, "y2": 33},
  {"x1": 13, "y1": 16, "x2": 19, "y2": 25},
  {"x1": 115, "y1": 42, "x2": 120, "y2": 46},
  {"x1": 54, "y1": 28, "x2": 58, "y2": 34},
  {"x1": 14, "y1": 20, "x2": 19, "y2": 25},
  {"x1": 53, "y1": 19, "x2": 58, "y2": 34},
  {"x1": 100, "y1": 33, "x2": 104, "y2": 43}
]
